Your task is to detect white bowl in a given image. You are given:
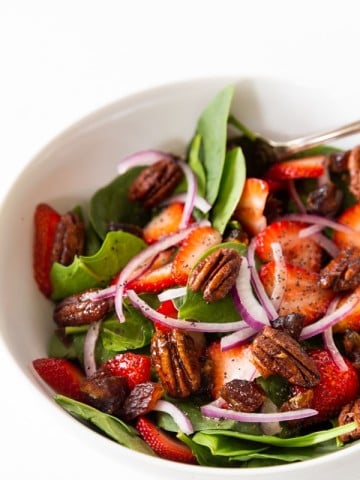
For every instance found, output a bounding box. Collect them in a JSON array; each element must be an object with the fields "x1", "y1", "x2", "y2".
[{"x1": 1, "y1": 76, "x2": 360, "y2": 479}]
